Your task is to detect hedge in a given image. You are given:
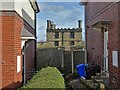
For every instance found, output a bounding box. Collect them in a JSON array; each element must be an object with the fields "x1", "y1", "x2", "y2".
[{"x1": 21, "y1": 66, "x2": 65, "y2": 89}]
